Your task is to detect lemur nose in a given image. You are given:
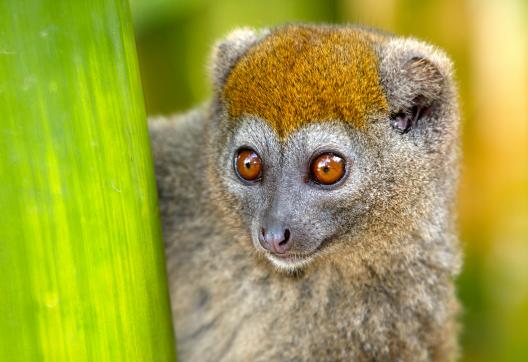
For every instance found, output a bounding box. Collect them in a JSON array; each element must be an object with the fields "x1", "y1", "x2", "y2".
[{"x1": 259, "y1": 225, "x2": 292, "y2": 254}]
